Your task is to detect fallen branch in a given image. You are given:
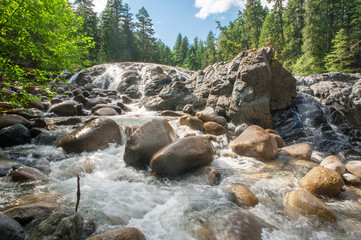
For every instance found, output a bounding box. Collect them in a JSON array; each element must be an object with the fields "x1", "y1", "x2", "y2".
[{"x1": 75, "y1": 175, "x2": 81, "y2": 212}]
